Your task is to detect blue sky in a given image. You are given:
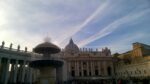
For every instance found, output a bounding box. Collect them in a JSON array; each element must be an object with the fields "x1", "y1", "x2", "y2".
[{"x1": 0, "y1": 0, "x2": 150, "y2": 53}]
